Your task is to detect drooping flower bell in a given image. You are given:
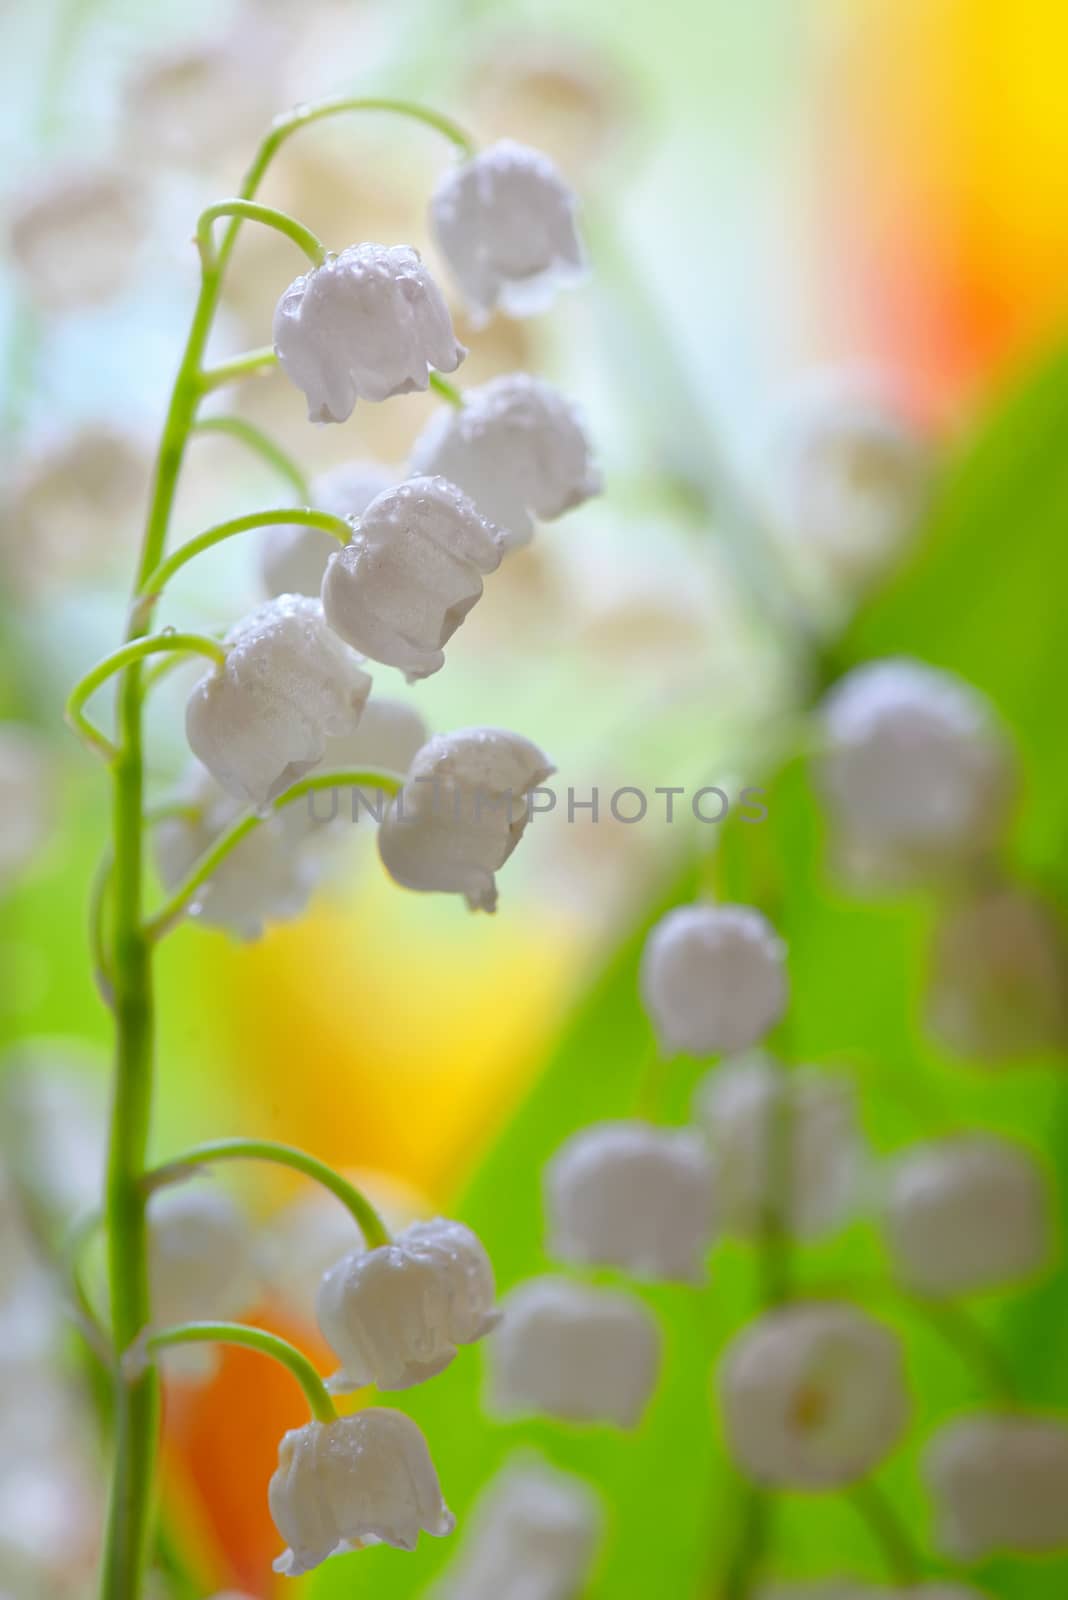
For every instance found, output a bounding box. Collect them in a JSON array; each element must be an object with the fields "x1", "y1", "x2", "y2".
[
  {"x1": 185, "y1": 595, "x2": 371, "y2": 809},
  {"x1": 409, "y1": 373, "x2": 601, "y2": 549},
  {"x1": 316, "y1": 1218, "x2": 498, "y2": 1392},
  {"x1": 269, "y1": 1407, "x2": 454, "y2": 1575},
  {"x1": 640, "y1": 904, "x2": 789, "y2": 1056},
  {"x1": 719, "y1": 1302, "x2": 908, "y2": 1488},
  {"x1": 377, "y1": 727, "x2": 555, "y2": 911},
  {"x1": 883, "y1": 1134, "x2": 1052, "y2": 1297},
  {"x1": 273, "y1": 244, "x2": 465, "y2": 423},
  {"x1": 147, "y1": 1185, "x2": 255, "y2": 1380},
  {"x1": 320, "y1": 477, "x2": 502, "y2": 679},
  {"x1": 430, "y1": 140, "x2": 586, "y2": 325},
  {"x1": 924, "y1": 1412, "x2": 1068, "y2": 1560},
  {"x1": 692, "y1": 1053, "x2": 863, "y2": 1240},
  {"x1": 816, "y1": 659, "x2": 1015, "y2": 885},
  {"x1": 260, "y1": 462, "x2": 395, "y2": 598},
  {"x1": 490, "y1": 1276, "x2": 660, "y2": 1428},
  {"x1": 545, "y1": 1120, "x2": 716, "y2": 1282},
  {"x1": 431, "y1": 1453, "x2": 602, "y2": 1600}
]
